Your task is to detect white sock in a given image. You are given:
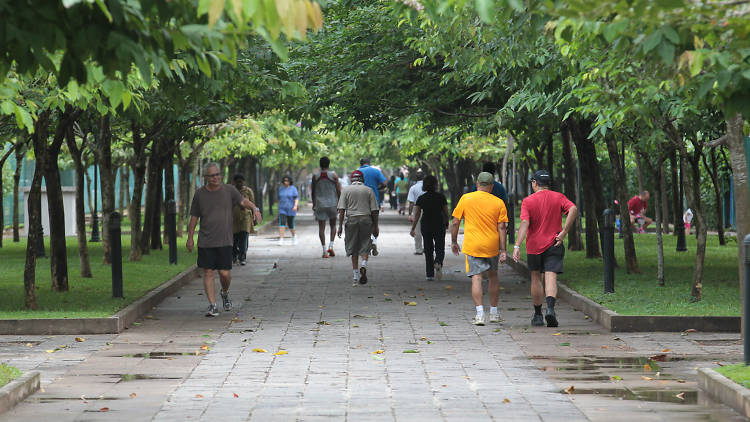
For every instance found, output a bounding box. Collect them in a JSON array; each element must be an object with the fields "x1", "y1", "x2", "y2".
[
  {"x1": 361, "y1": 260, "x2": 367, "y2": 268},
  {"x1": 490, "y1": 307, "x2": 498, "y2": 315},
  {"x1": 329, "y1": 241, "x2": 334, "y2": 248},
  {"x1": 371, "y1": 235, "x2": 377, "y2": 244},
  {"x1": 353, "y1": 270, "x2": 359, "y2": 279},
  {"x1": 322, "y1": 244, "x2": 327, "y2": 252},
  {"x1": 476, "y1": 305, "x2": 484, "y2": 315}
]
